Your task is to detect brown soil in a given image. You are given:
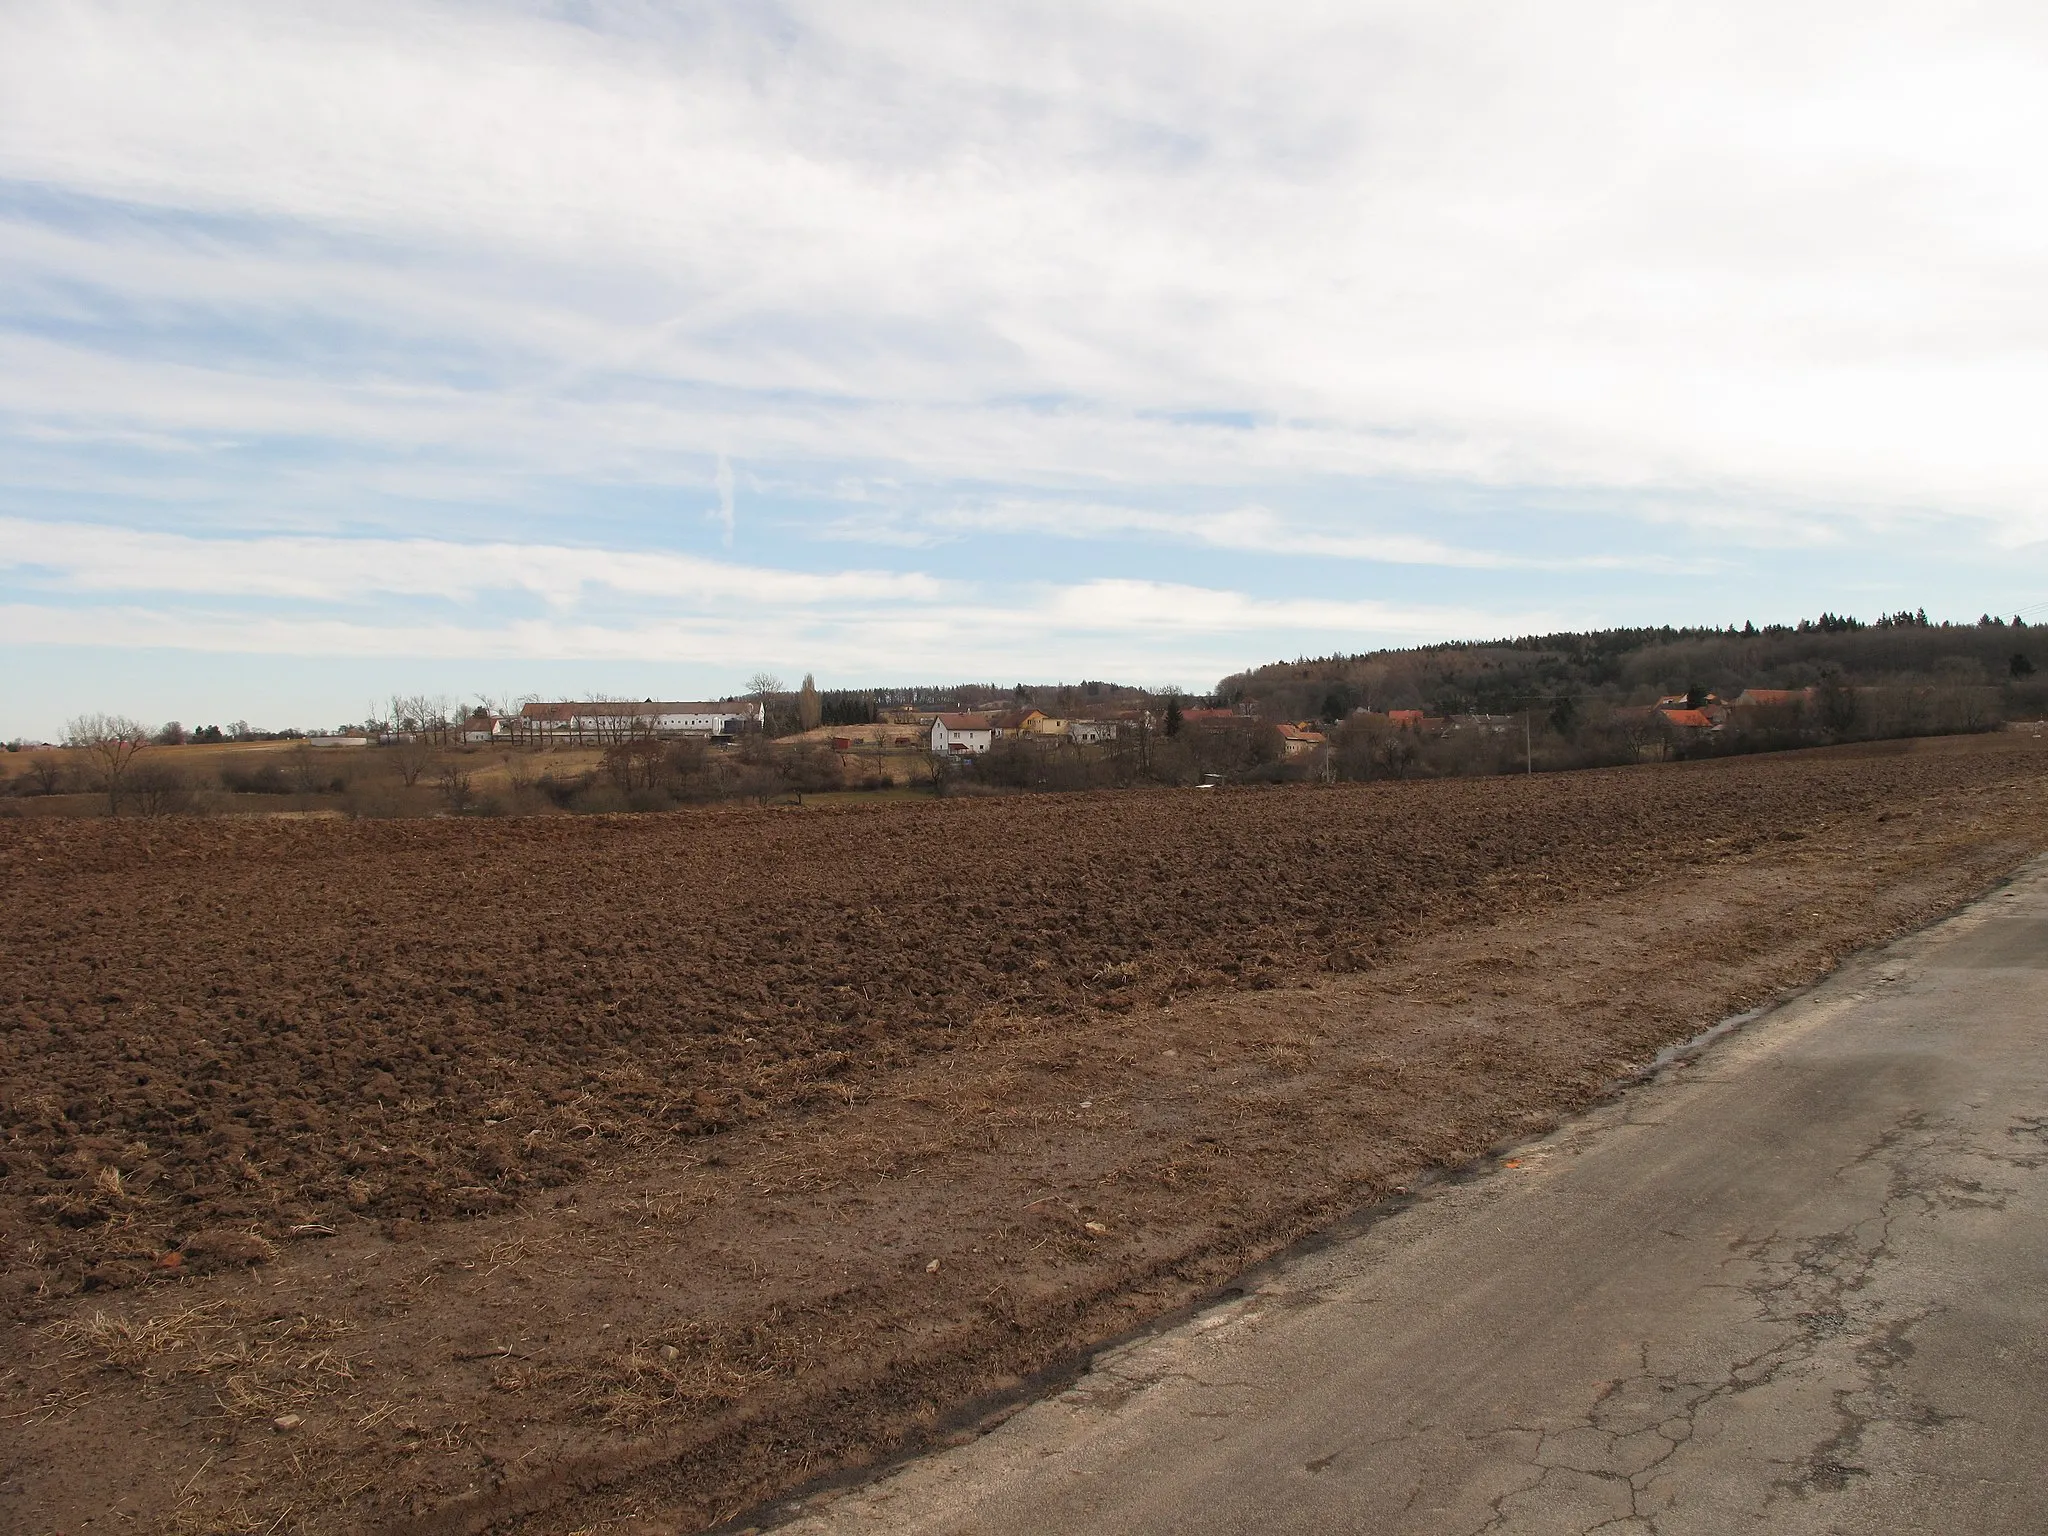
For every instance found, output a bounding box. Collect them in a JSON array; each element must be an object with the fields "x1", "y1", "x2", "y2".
[{"x1": 3, "y1": 734, "x2": 2046, "y2": 1534}]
